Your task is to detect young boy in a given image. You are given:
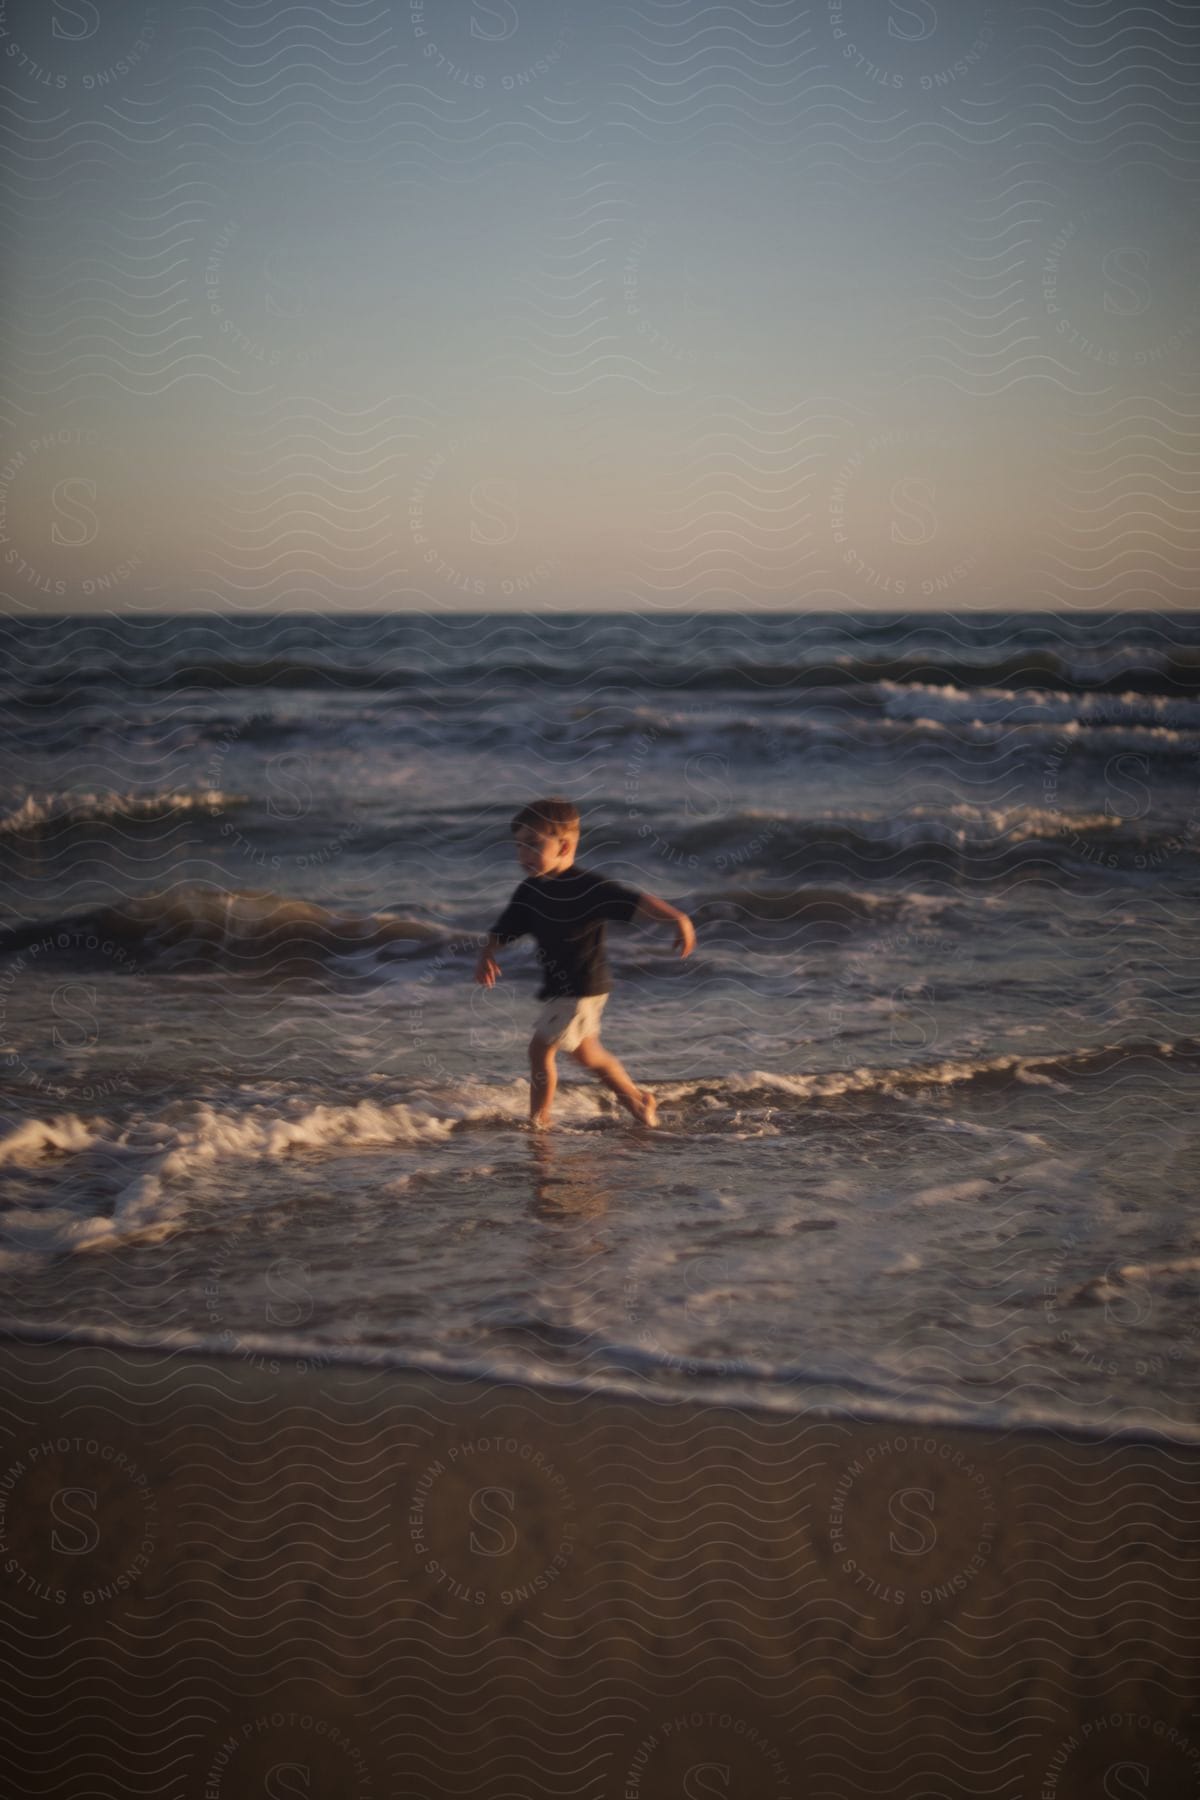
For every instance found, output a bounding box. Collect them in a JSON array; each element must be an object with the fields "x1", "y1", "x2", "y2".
[{"x1": 474, "y1": 797, "x2": 695, "y2": 1129}]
